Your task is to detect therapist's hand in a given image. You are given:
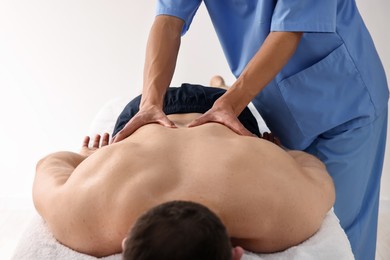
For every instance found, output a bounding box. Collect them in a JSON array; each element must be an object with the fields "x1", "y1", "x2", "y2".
[
  {"x1": 187, "y1": 103, "x2": 254, "y2": 137},
  {"x1": 111, "y1": 106, "x2": 177, "y2": 143}
]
